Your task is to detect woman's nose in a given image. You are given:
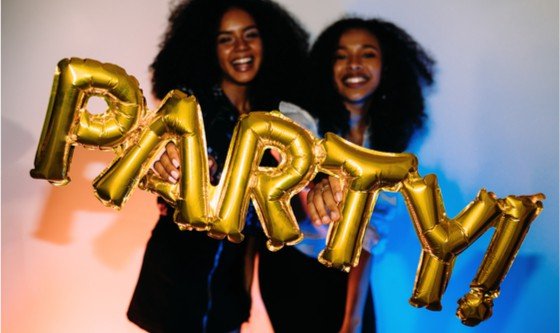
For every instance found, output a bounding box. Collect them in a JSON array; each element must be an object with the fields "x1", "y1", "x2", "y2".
[
  {"x1": 234, "y1": 37, "x2": 249, "y2": 51},
  {"x1": 348, "y1": 56, "x2": 363, "y2": 70}
]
